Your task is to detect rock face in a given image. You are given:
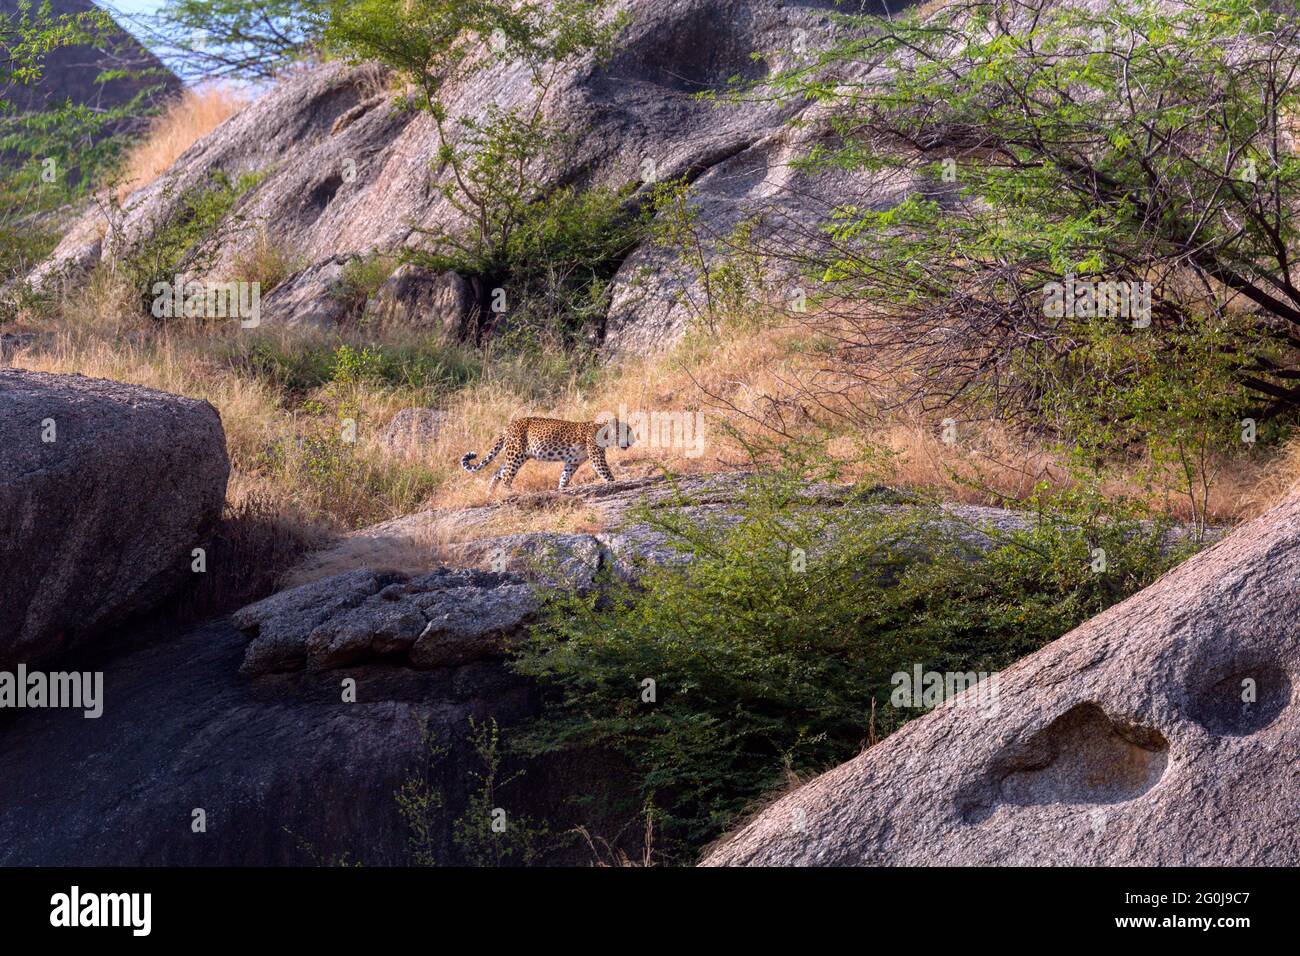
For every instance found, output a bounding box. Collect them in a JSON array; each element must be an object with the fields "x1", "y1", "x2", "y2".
[
  {"x1": 703, "y1": 493, "x2": 1300, "y2": 866},
  {"x1": 28, "y1": 0, "x2": 903, "y2": 352},
  {"x1": 233, "y1": 566, "x2": 541, "y2": 676},
  {"x1": 0, "y1": 616, "x2": 571, "y2": 865},
  {"x1": 0, "y1": 468, "x2": 1058, "y2": 865},
  {"x1": 0, "y1": 369, "x2": 229, "y2": 666},
  {"x1": 258, "y1": 254, "x2": 357, "y2": 328},
  {"x1": 366, "y1": 265, "x2": 476, "y2": 338}
]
